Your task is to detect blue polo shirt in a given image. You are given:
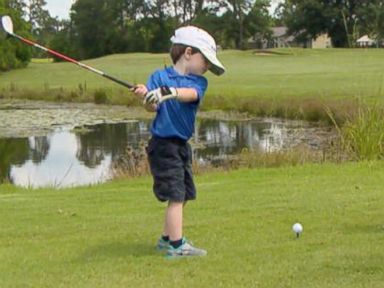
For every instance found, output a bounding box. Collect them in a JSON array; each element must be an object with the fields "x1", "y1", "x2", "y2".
[{"x1": 146, "y1": 67, "x2": 208, "y2": 140}]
